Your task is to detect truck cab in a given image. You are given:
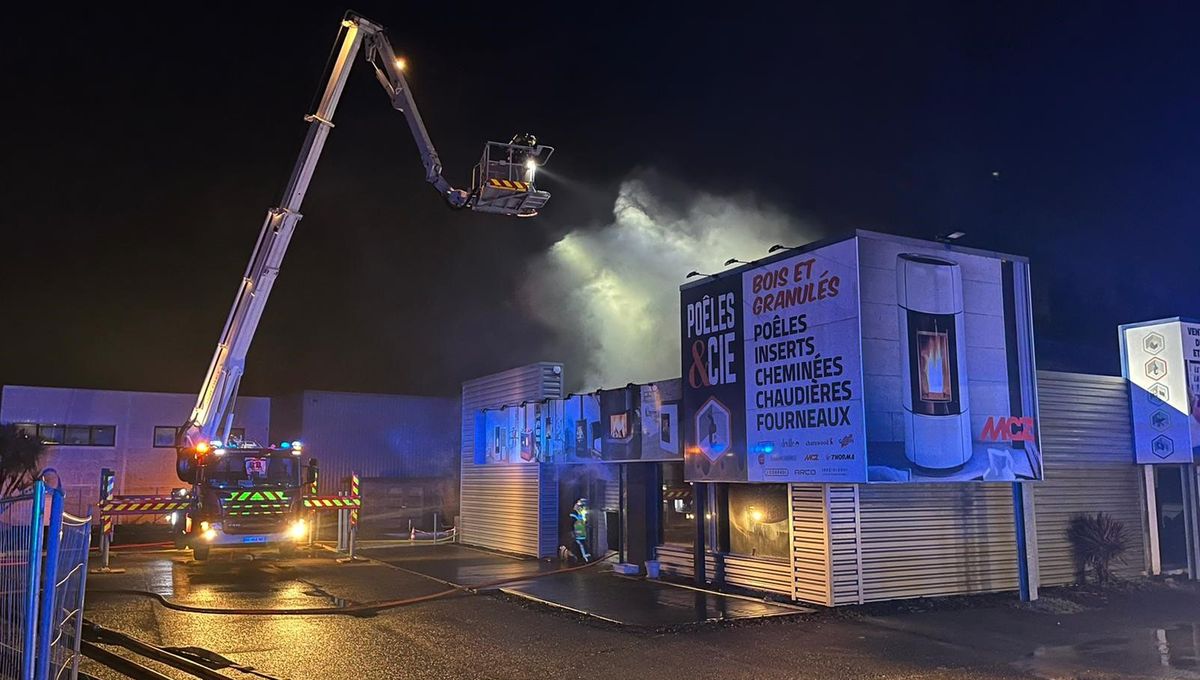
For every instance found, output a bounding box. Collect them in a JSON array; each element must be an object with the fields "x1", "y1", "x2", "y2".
[{"x1": 177, "y1": 441, "x2": 312, "y2": 560}]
